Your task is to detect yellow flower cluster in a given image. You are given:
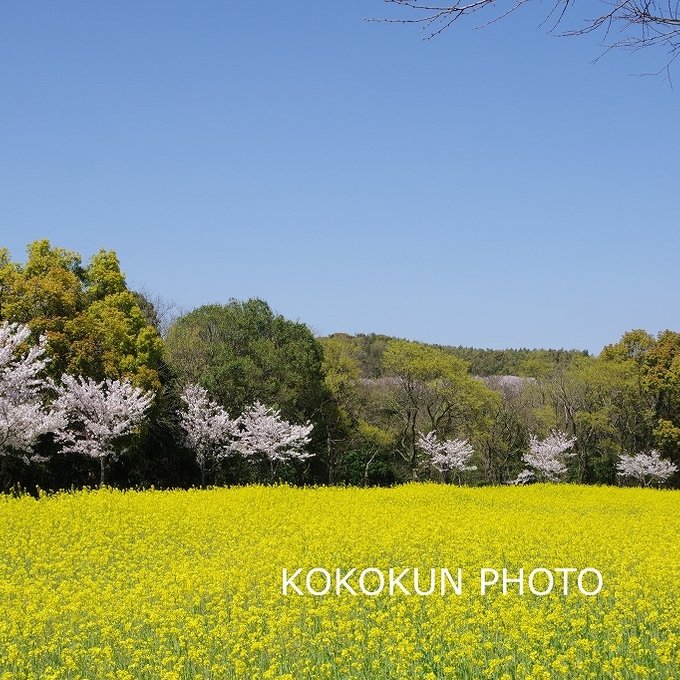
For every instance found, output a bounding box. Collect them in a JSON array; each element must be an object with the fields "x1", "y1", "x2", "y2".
[{"x1": 0, "y1": 484, "x2": 678, "y2": 679}]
